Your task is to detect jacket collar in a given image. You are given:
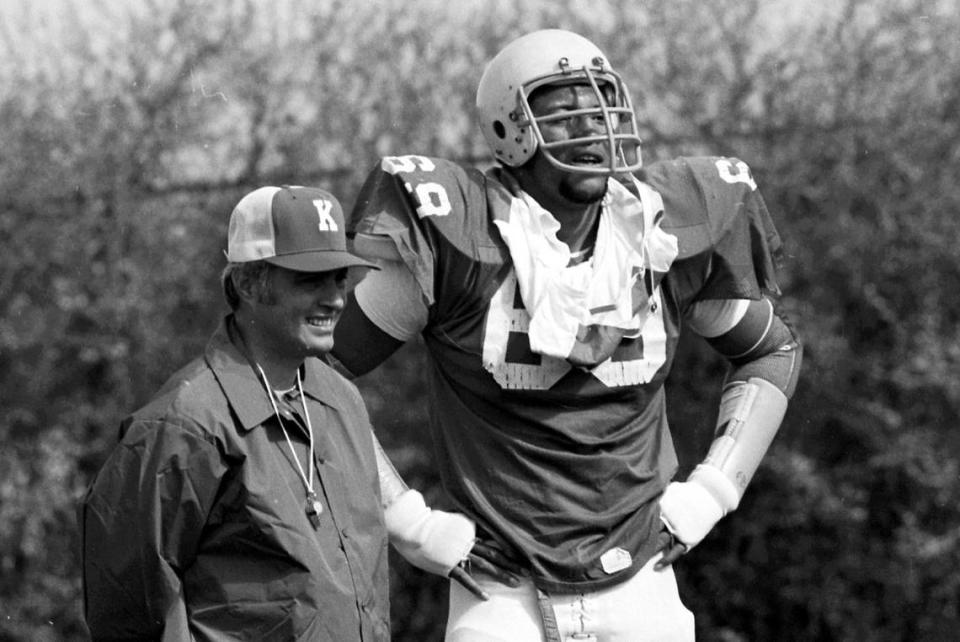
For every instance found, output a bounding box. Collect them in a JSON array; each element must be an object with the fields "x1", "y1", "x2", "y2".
[{"x1": 204, "y1": 315, "x2": 345, "y2": 433}]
